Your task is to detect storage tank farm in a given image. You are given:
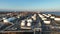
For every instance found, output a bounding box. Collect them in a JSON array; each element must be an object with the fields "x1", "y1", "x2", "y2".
[{"x1": 0, "y1": 12, "x2": 60, "y2": 34}]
